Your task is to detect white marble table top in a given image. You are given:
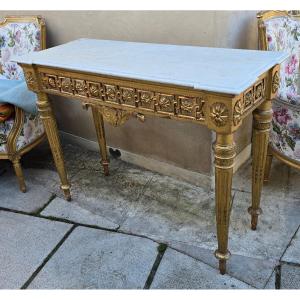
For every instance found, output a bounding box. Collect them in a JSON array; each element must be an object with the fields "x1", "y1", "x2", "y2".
[{"x1": 14, "y1": 38, "x2": 288, "y2": 95}]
